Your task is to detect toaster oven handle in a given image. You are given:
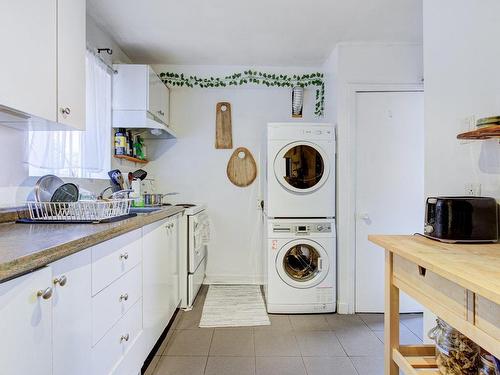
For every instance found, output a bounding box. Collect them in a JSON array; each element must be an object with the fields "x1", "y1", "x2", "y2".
[{"x1": 425, "y1": 198, "x2": 437, "y2": 225}]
